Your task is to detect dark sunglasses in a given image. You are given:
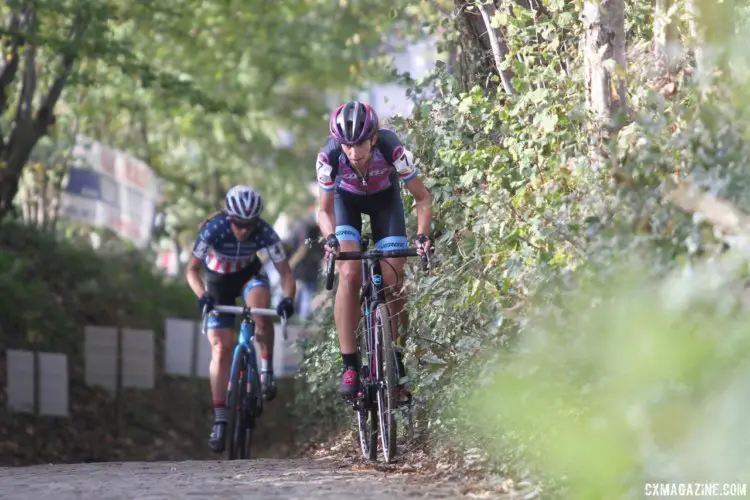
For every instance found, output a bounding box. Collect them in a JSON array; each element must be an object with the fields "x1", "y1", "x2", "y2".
[
  {"x1": 343, "y1": 136, "x2": 376, "y2": 147},
  {"x1": 230, "y1": 217, "x2": 257, "y2": 229}
]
